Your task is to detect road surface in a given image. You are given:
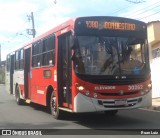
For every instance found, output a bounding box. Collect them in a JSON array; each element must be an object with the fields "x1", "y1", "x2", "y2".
[{"x1": 0, "y1": 84, "x2": 160, "y2": 136}]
